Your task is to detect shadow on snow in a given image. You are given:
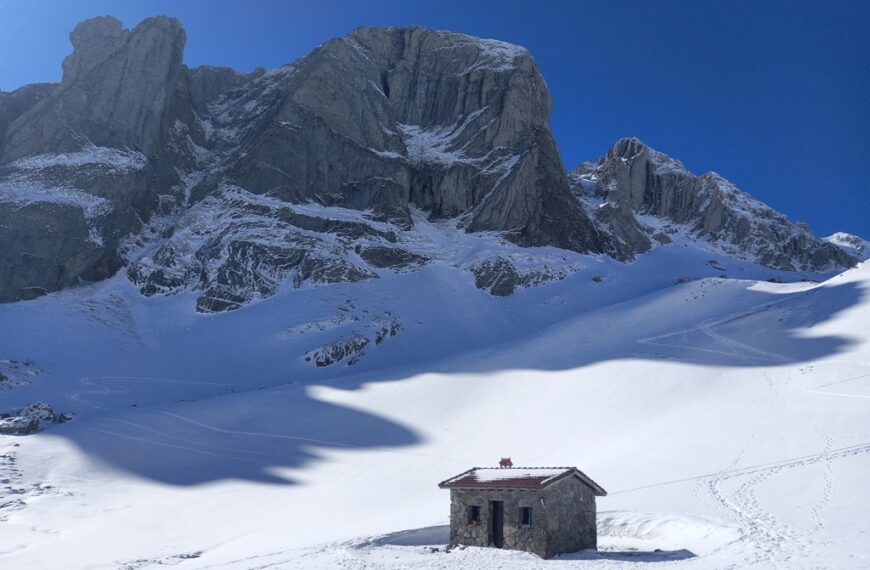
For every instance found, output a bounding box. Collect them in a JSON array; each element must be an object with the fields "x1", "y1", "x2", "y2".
[
  {"x1": 356, "y1": 524, "x2": 696, "y2": 562},
  {"x1": 39, "y1": 383, "x2": 420, "y2": 486},
  {"x1": 14, "y1": 276, "x2": 869, "y2": 487},
  {"x1": 367, "y1": 279, "x2": 867, "y2": 381}
]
